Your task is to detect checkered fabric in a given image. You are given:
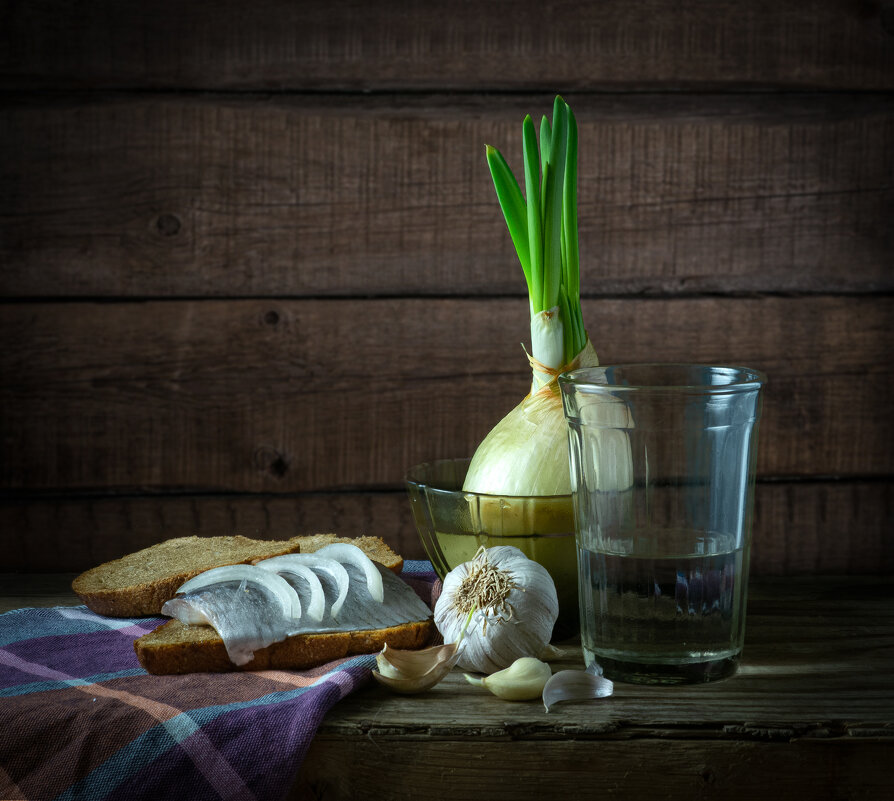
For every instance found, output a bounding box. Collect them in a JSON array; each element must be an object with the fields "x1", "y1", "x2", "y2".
[{"x1": 0, "y1": 562, "x2": 438, "y2": 801}]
